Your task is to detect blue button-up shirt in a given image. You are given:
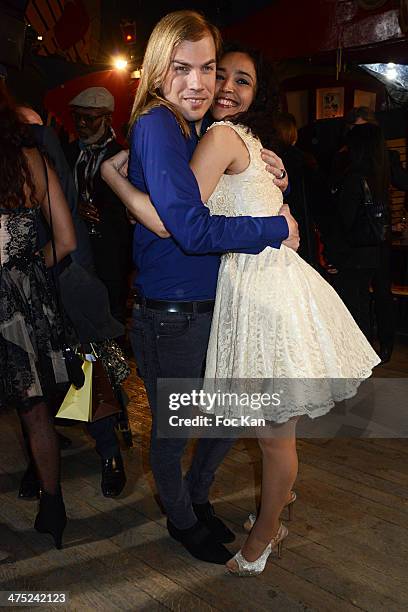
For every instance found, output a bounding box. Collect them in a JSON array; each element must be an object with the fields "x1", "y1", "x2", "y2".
[{"x1": 129, "y1": 106, "x2": 289, "y2": 300}]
